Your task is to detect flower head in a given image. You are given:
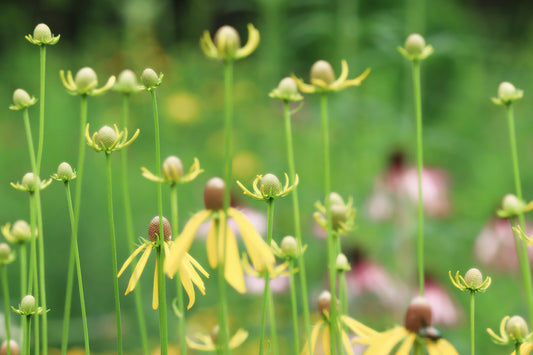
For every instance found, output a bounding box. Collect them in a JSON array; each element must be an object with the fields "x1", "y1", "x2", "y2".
[
  {"x1": 269, "y1": 77, "x2": 303, "y2": 102},
  {"x1": 9, "y1": 89, "x2": 37, "y2": 111},
  {"x1": 25, "y1": 23, "x2": 60, "y2": 45},
  {"x1": 1, "y1": 220, "x2": 33, "y2": 245},
  {"x1": 51, "y1": 162, "x2": 77, "y2": 182},
  {"x1": 118, "y1": 216, "x2": 208, "y2": 309},
  {"x1": 449, "y1": 268, "x2": 491, "y2": 293},
  {"x1": 85, "y1": 124, "x2": 139, "y2": 153},
  {"x1": 142, "y1": 156, "x2": 203, "y2": 186},
  {"x1": 292, "y1": 60, "x2": 370, "y2": 94},
  {"x1": 141, "y1": 68, "x2": 163, "y2": 90},
  {"x1": 200, "y1": 24, "x2": 260, "y2": 61},
  {"x1": 113, "y1": 69, "x2": 143, "y2": 94},
  {"x1": 314, "y1": 192, "x2": 356, "y2": 235},
  {"x1": 398, "y1": 33, "x2": 434, "y2": 61},
  {"x1": 497, "y1": 194, "x2": 533, "y2": 219},
  {"x1": 237, "y1": 173, "x2": 298, "y2": 201},
  {"x1": 11, "y1": 172, "x2": 51, "y2": 193},
  {"x1": 187, "y1": 326, "x2": 248, "y2": 351},
  {"x1": 164, "y1": 177, "x2": 275, "y2": 293},
  {"x1": 60, "y1": 67, "x2": 115, "y2": 96},
  {"x1": 492, "y1": 82, "x2": 523, "y2": 106},
  {"x1": 0, "y1": 243, "x2": 15, "y2": 265},
  {"x1": 488, "y1": 315, "x2": 532, "y2": 346},
  {"x1": 12, "y1": 295, "x2": 45, "y2": 316}
]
